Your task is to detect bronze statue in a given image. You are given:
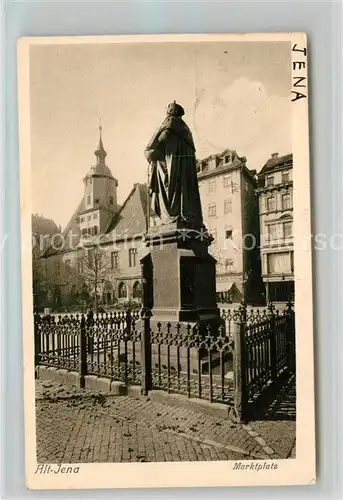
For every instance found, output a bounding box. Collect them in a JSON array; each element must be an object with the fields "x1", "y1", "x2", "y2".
[{"x1": 144, "y1": 101, "x2": 203, "y2": 226}]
